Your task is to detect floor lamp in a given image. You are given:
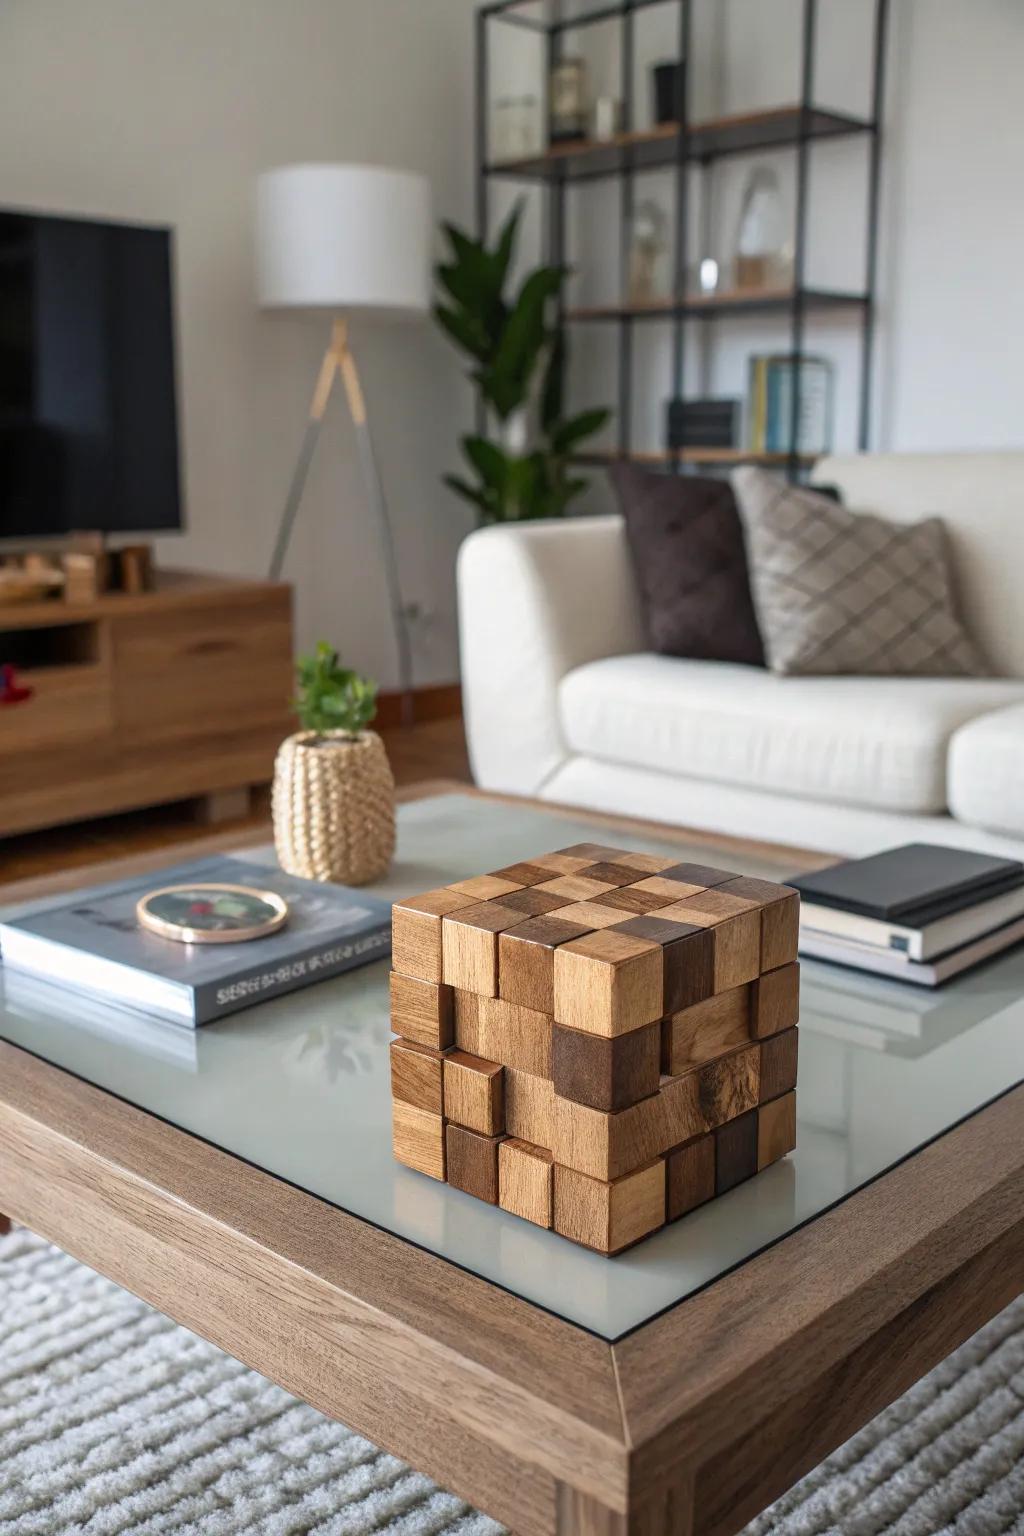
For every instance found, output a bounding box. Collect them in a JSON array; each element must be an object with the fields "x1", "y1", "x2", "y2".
[{"x1": 256, "y1": 163, "x2": 432, "y2": 727}]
